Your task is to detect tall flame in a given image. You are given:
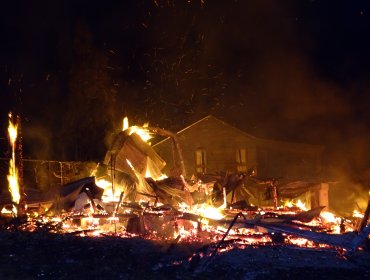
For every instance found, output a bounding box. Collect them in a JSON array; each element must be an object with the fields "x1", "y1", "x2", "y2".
[
  {"x1": 8, "y1": 120, "x2": 17, "y2": 145},
  {"x1": 7, "y1": 115, "x2": 20, "y2": 210}
]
